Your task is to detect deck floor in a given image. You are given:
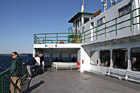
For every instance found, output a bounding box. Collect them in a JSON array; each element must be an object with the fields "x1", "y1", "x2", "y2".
[{"x1": 27, "y1": 69, "x2": 140, "y2": 93}]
